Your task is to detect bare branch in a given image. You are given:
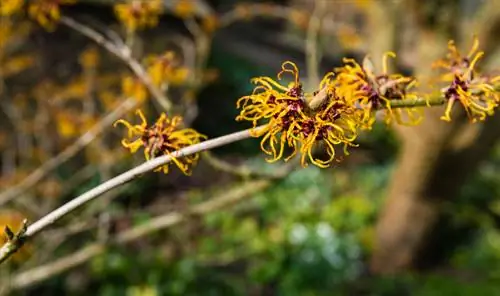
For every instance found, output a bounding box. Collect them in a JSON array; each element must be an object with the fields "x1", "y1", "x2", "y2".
[
  {"x1": 2, "y1": 179, "x2": 276, "y2": 293},
  {"x1": 0, "y1": 126, "x2": 266, "y2": 264},
  {"x1": 59, "y1": 16, "x2": 173, "y2": 113}
]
